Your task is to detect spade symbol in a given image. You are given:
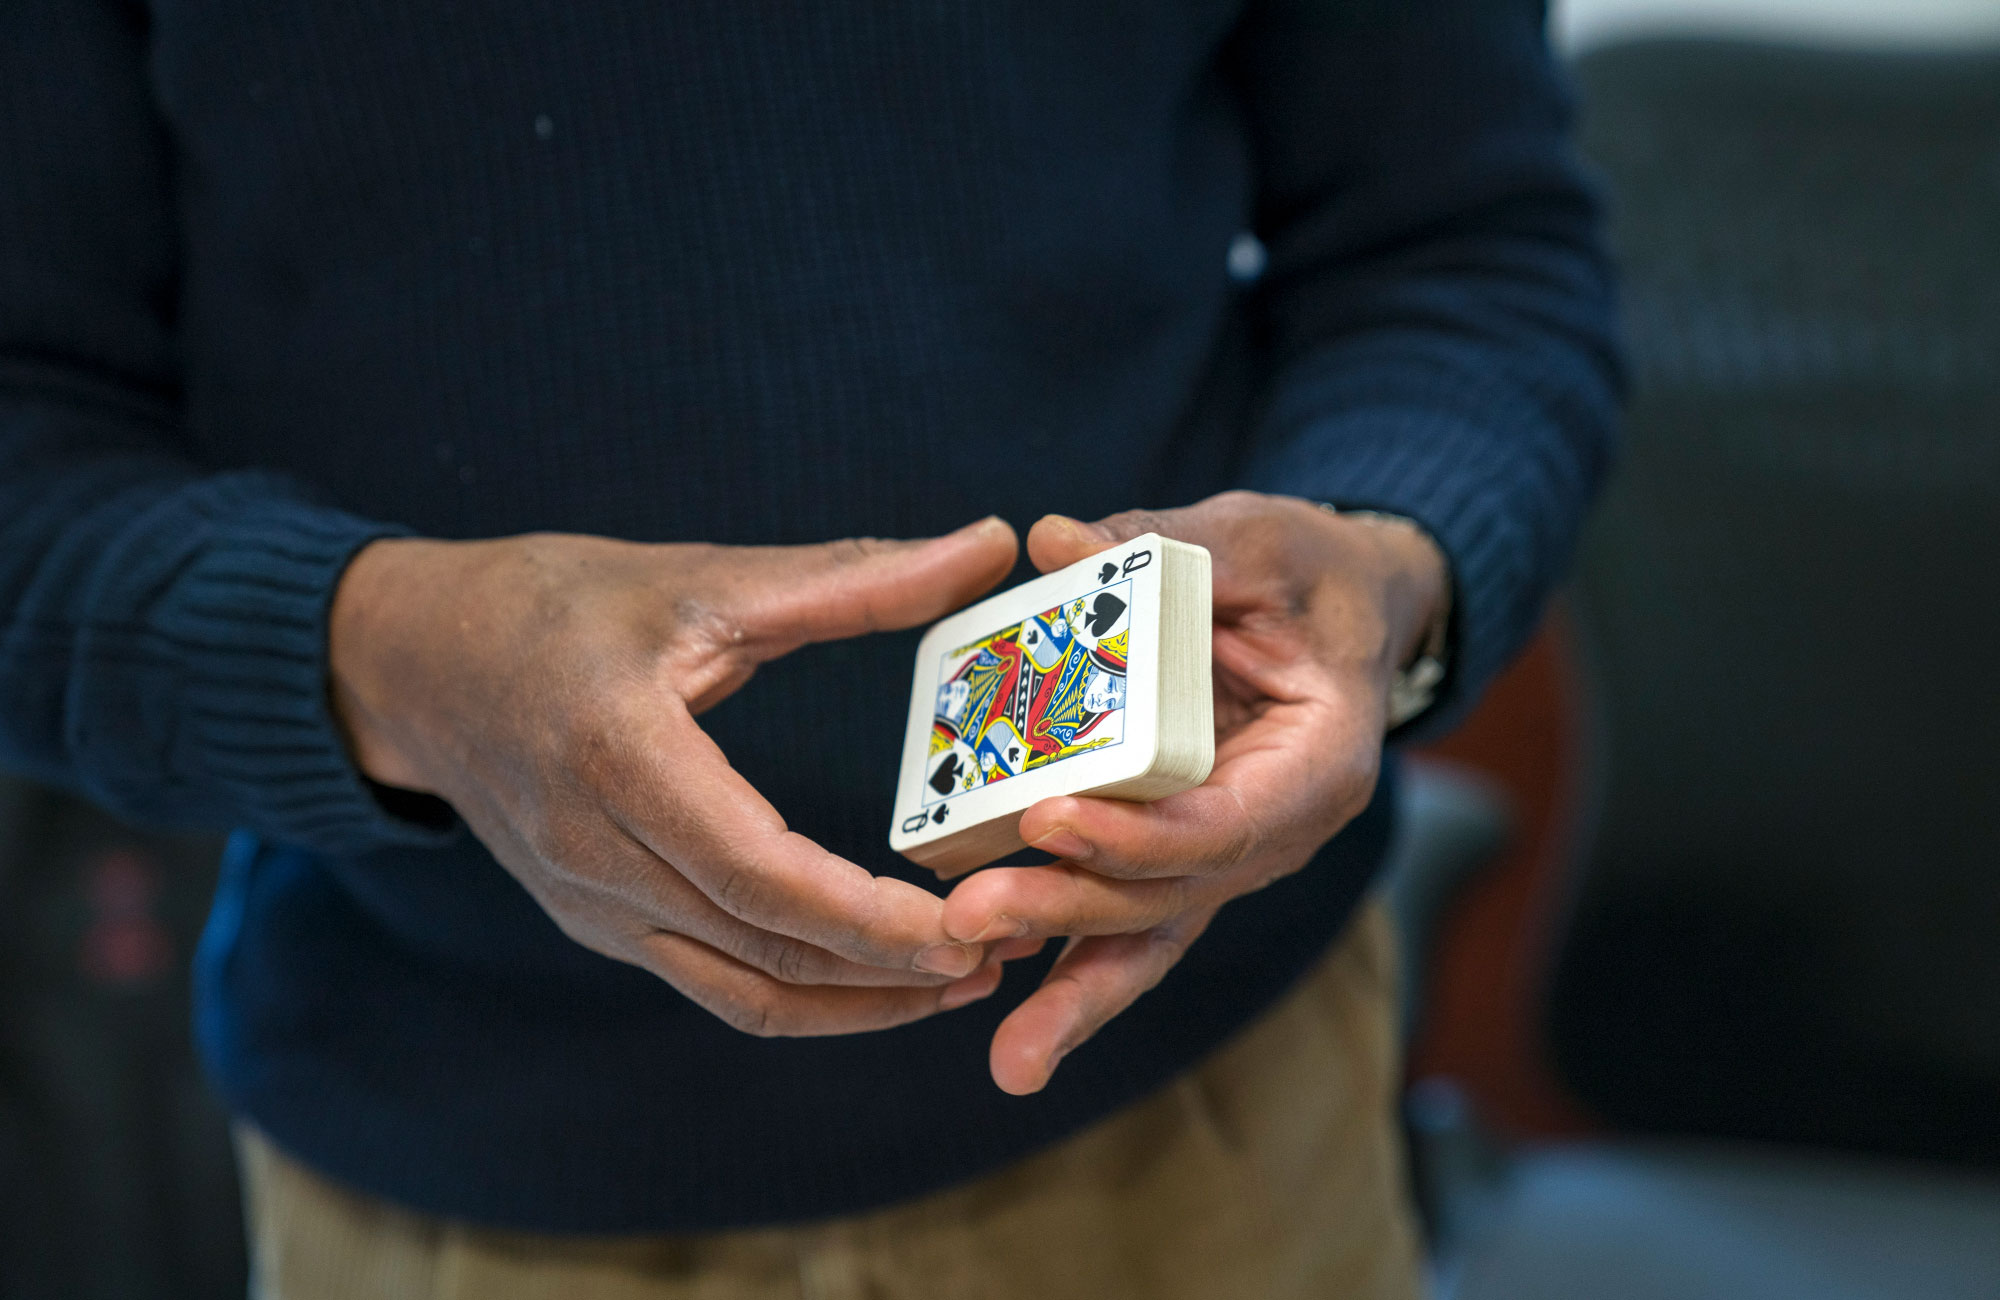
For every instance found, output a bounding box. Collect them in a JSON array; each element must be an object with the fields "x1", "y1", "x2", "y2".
[
  {"x1": 1025, "y1": 628, "x2": 1039, "y2": 646},
  {"x1": 1086, "y1": 592, "x2": 1127, "y2": 637},
  {"x1": 928, "y1": 753, "x2": 963, "y2": 795},
  {"x1": 1007, "y1": 745, "x2": 1021, "y2": 764},
  {"x1": 1098, "y1": 562, "x2": 1118, "y2": 584},
  {"x1": 932, "y1": 805, "x2": 950, "y2": 825}
]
